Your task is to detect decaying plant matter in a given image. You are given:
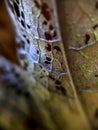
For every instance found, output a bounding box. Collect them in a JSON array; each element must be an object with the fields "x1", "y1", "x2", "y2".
[{"x1": 0, "y1": 0, "x2": 98, "y2": 130}]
